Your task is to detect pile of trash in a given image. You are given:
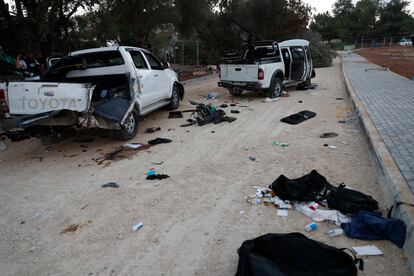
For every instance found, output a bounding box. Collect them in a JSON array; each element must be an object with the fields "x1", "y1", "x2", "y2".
[{"x1": 238, "y1": 170, "x2": 408, "y2": 274}]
